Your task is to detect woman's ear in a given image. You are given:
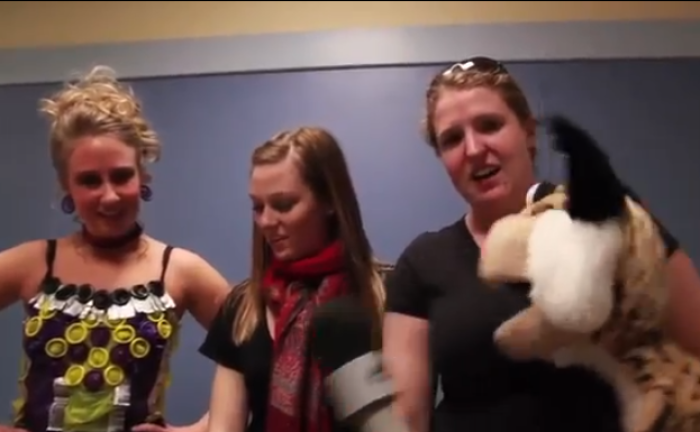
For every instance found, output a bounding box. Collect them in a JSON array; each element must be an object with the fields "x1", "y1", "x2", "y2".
[
  {"x1": 524, "y1": 116, "x2": 538, "y2": 136},
  {"x1": 524, "y1": 117, "x2": 538, "y2": 160},
  {"x1": 140, "y1": 169, "x2": 152, "y2": 184},
  {"x1": 528, "y1": 143, "x2": 537, "y2": 161},
  {"x1": 59, "y1": 177, "x2": 69, "y2": 194}
]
